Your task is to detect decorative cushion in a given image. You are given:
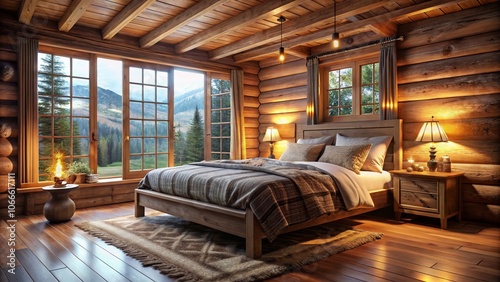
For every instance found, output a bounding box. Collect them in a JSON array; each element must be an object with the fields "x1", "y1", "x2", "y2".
[
  {"x1": 297, "y1": 135, "x2": 335, "y2": 145},
  {"x1": 318, "y1": 144, "x2": 372, "y2": 174},
  {"x1": 335, "y1": 134, "x2": 393, "y2": 173},
  {"x1": 279, "y1": 143, "x2": 325, "y2": 162}
]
